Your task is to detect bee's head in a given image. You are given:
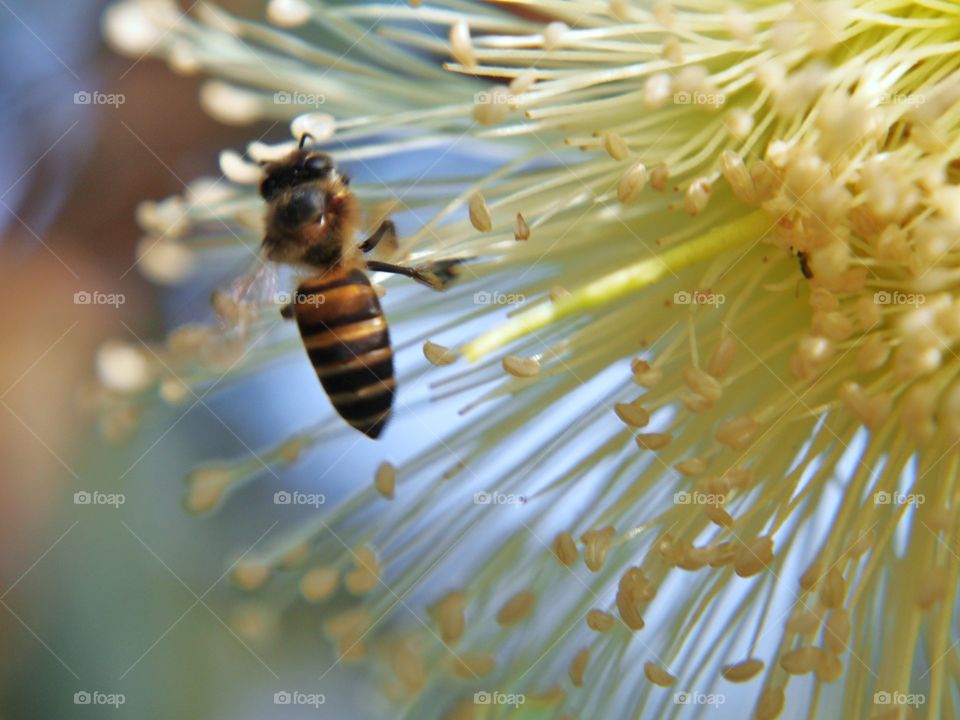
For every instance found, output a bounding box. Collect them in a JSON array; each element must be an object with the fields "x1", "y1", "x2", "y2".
[{"x1": 259, "y1": 134, "x2": 344, "y2": 201}]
